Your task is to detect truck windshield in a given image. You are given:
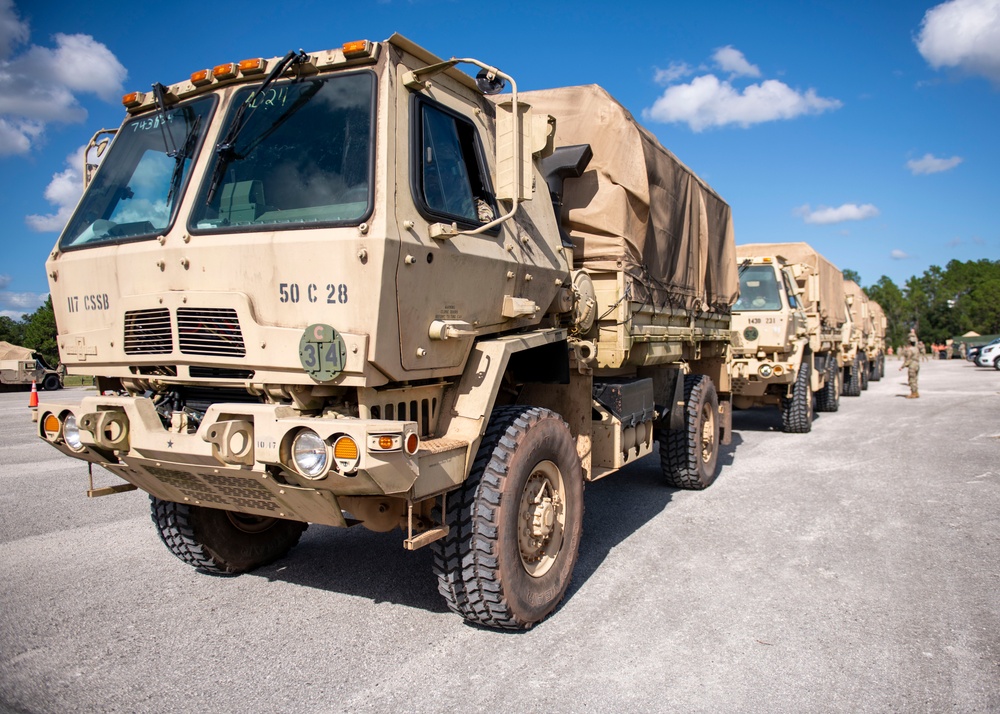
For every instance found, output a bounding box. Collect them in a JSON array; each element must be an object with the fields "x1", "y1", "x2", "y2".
[
  {"x1": 734, "y1": 265, "x2": 783, "y2": 311},
  {"x1": 190, "y1": 71, "x2": 375, "y2": 231},
  {"x1": 59, "y1": 96, "x2": 215, "y2": 249}
]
